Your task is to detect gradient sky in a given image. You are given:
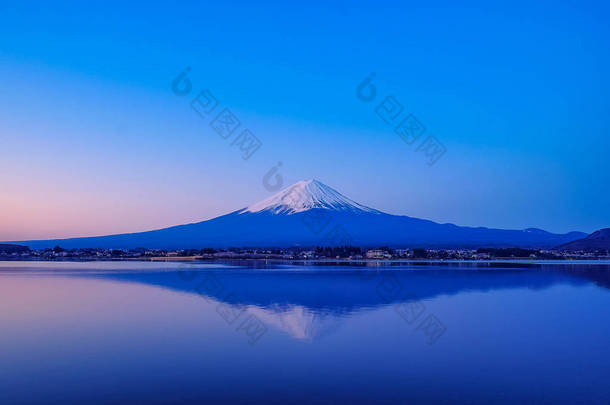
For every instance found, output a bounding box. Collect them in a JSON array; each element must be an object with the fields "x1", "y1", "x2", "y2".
[{"x1": 1, "y1": 0, "x2": 609, "y2": 241}]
